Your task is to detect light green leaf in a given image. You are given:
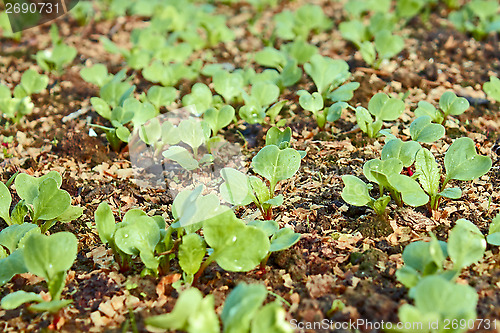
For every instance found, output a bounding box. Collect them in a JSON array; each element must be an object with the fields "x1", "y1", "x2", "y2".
[
  {"x1": 298, "y1": 90, "x2": 323, "y2": 114},
  {"x1": 265, "y1": 127, "x2": 292, "y2": 149},
  {"x1": 448, "y1": 219, "x2": 486, "y2": 270},
  {"x1": 163, "y1": 146, "x2": 199, "y2": 170},
  {"x1": 410, "y1": 116, "x2": 445, "y2": 143},
  {"x1": 483, "y1": 76, "x2": 500, "y2": 102},
  {"x1": 178, "y1": 118, "x2": 210, "y2": 153},
  {"x1": 0, "y1": 223, "x2": 40, "y2": 254},
  {"x1": 270, "y1": 228, "x2": 300, "y2": 252},
  {"x1": 251, "y1": 145, "x2": 301, "y2": 193},
  {"x1": 341, "y1": 175, "x2": 372, "y2": 207},
  {"x1": 487, "y1": 213, "x2": 500, "y2": 246},
  {"x1": 374, "y1": 30, "x2": 404, "y2": 60},
  {"x1": 381, "y1": 138, "x2": 421, "y2": 167},
  {"x1": 94, "y1": 202, "x2": 116, "y2": 245},
  {"x1": 1, "y1": 290, "x2": 43, "y2": 310},
  {"x1": 32, "y1": 178, "x2": 71, "y2": 222},
  {"x1": 15, "y1": 171, "x2": 62, "y2": 204},
  {"x1": 415, "y1": 148, "x2": 440, "y2": 197},
  {"x1": 0, "y1": 181, "x2": 11, "y2": 224},
  {"x1": 80, "y1": 64, "x2": 110, "y2": 87},
  {"x1": 178, "y1": 233, "x2": 206, "y2": 276},
  {"x1": 20, "y1": 69, "x2": 49, "y2": 95},
  {"x1": 252, "y1": 82, "x2": 280, "y2": 107},
  {"x1": 439, "y1": 91, "x2": 469, "y2": 116},
  {"x1": 221, "y1": 283, "x2": 267, "y2": 333},
  {"x1": 368, "y1": 93, "x2": 405, "y2": 121},
  {"x1": 182, "y1": 83, "x2": 213, "y2": 115},
  {"x1": 213, "y1": 71, "x2": 244, "y2": 103},
  {"x1": 204, "y1": 105, "x2": 235, "y2": 135},
  {"x1": 0, "y1": 250, "x2": 28, "y2": 286},
  {"x1": 388, "y1": 174, "x2": 429, "y2": 207},
  {"x1": 219, "y1": 168, "x2": 253, "y2": 206},
  {"x1": 23, "y1": 232, "x2": 78, "y2": 281},
  {"x1": 439, "y1": 187, "x2": 462, "y2": 199},
  {"x1": 254, "y1": 48, "x2": 287, "y2": 70},
  {"x1": 304, "y1": 54, "x2": 349, "y2": 95},
  {"x1": 251, "y1": 301, "x2": 293, "y2": 333},
  {"x1": 28, "y1": 299, "x2": 72, "y2": 313},
  {"x1": 444, "y1": 137, "x2": 492, "y2": 182}
]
